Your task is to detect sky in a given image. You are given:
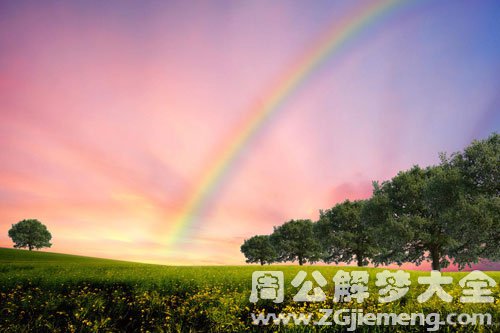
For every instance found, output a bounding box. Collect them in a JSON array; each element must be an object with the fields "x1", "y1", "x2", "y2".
[{"x1": 0, "y1": 0, "x2": 499, "y2": 266}]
